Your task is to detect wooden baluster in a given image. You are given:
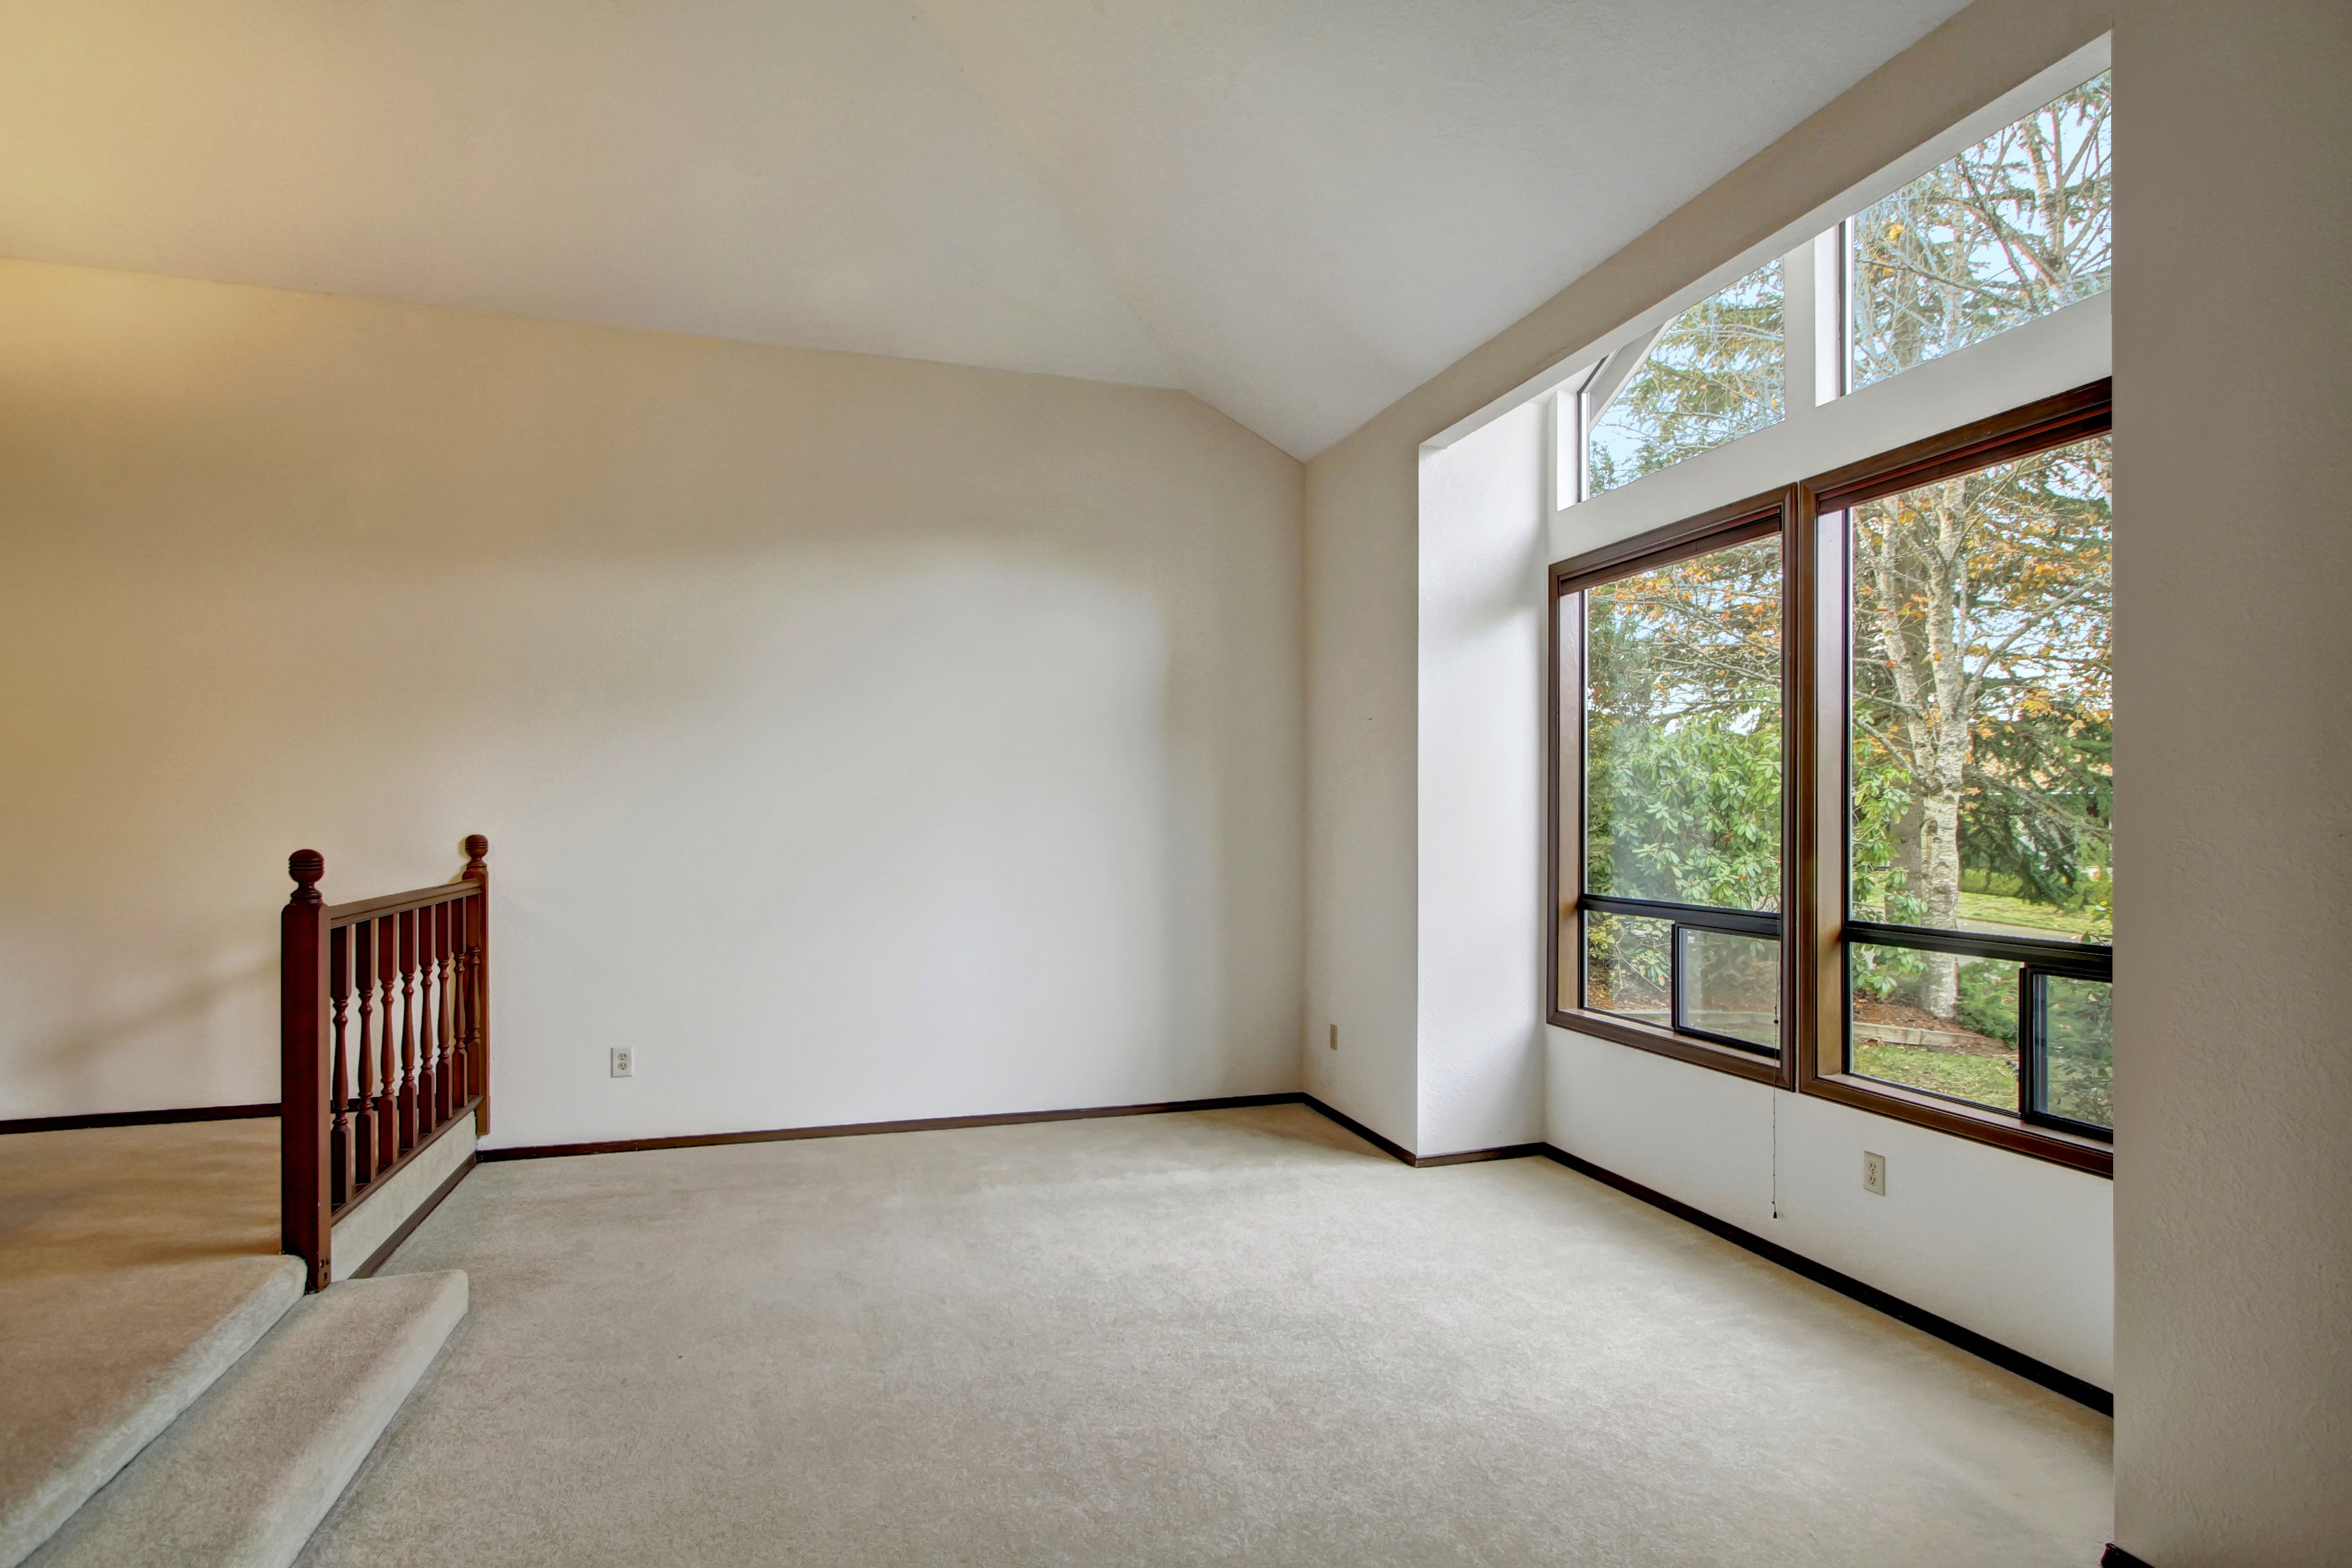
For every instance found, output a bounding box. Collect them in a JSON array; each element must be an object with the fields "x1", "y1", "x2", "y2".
[
  {"x1": 446, "y1": 905, "x2": 470, "y2": 1117},
  {"x1": 353, "y1": 917, "x2": 378, "y2": 1188},
  {"x1": 464, "y1": 835, "x2": 490, "y2": 1132},
  {"x1": 376, "y1": 917, "x2": 400, "y2": 1172},
  {"x1": 435, "y1": 902, "x2": 457, "y2": 1123},
  {"x1": 280, "y1": 850, "x2": 331, "y2": 1292},
  {"x1": 415, "y1": 903, "x2": 440, "y2": 1138},
  {"x1": 329, "y1": 924, "x2": 351, "y2": 1210},
  {"x1": 397, "y1": 908, "x2": 419, "y2": 1153}
]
